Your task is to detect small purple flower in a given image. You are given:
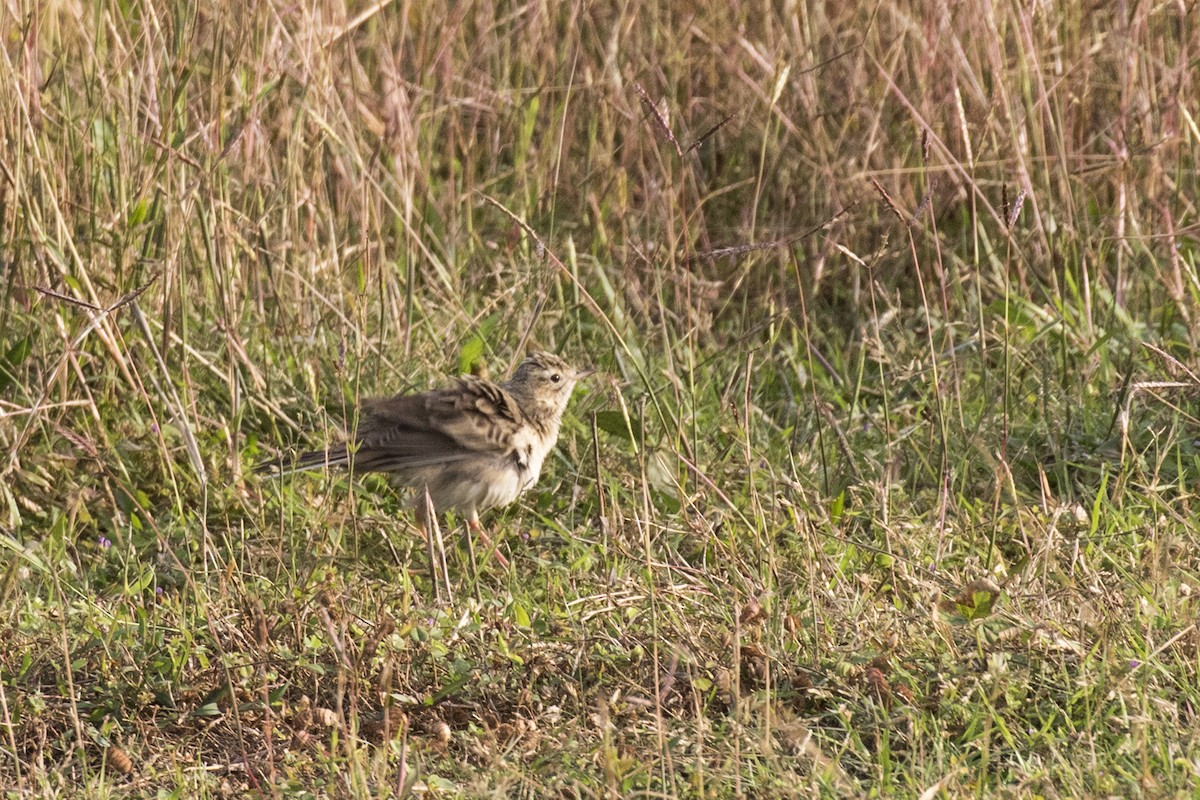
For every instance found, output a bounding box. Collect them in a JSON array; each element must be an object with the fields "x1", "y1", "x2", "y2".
[
  {"x1": 99, "y1": 536, "x2": 112, "y2": 549},
  {"x1": 156, "y1": 586, "x2": 164, "y2": 596}
]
